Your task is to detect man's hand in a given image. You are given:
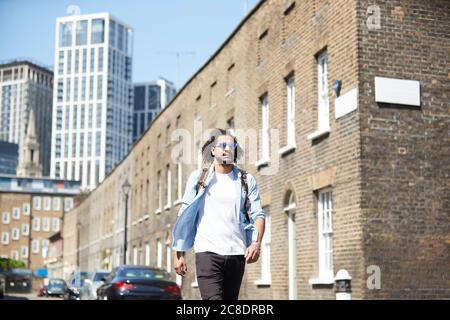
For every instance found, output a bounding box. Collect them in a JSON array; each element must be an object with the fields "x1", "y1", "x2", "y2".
[
  {"x1": 174, "y1": 251, "x2": 187, "y2": 276},
  {"x1": 244, "y1": 241, "x2": 260, "y2": 264}
]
